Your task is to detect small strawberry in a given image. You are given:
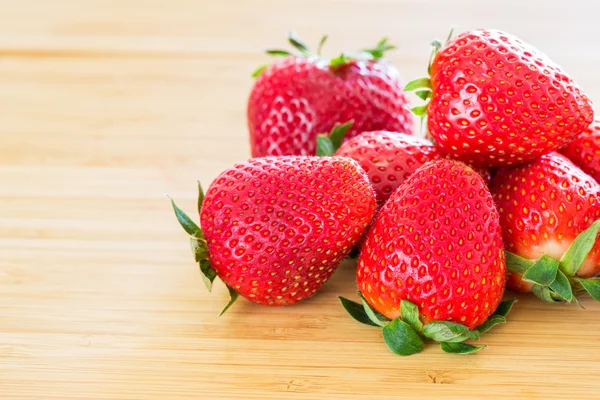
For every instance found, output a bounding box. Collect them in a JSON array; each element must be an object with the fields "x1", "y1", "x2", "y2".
[
  {"x1": 561, "y1": 119, "x2": 600, "y2": 183},
  {"x1": 328, "y1": 129, "x2": 440, "y2": 205},
  {"x1": 248, "y1": 32, "x2": 413, "y2": 157},
  {"x1": 341, "y1": 159, "x2": 510, "y2": 356},
  {"x1": 316, "y1": 125, "x2": 490, "y2": 206},
  {"x1": 405, "y1": 29, "x2": 594, "y2": 167},
  {"x1": 491, "y1": 152, "x2": 600, "y2": 303},
  {"x1": 171, "y1": 156, "x2": 377, "y2": 313}
]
